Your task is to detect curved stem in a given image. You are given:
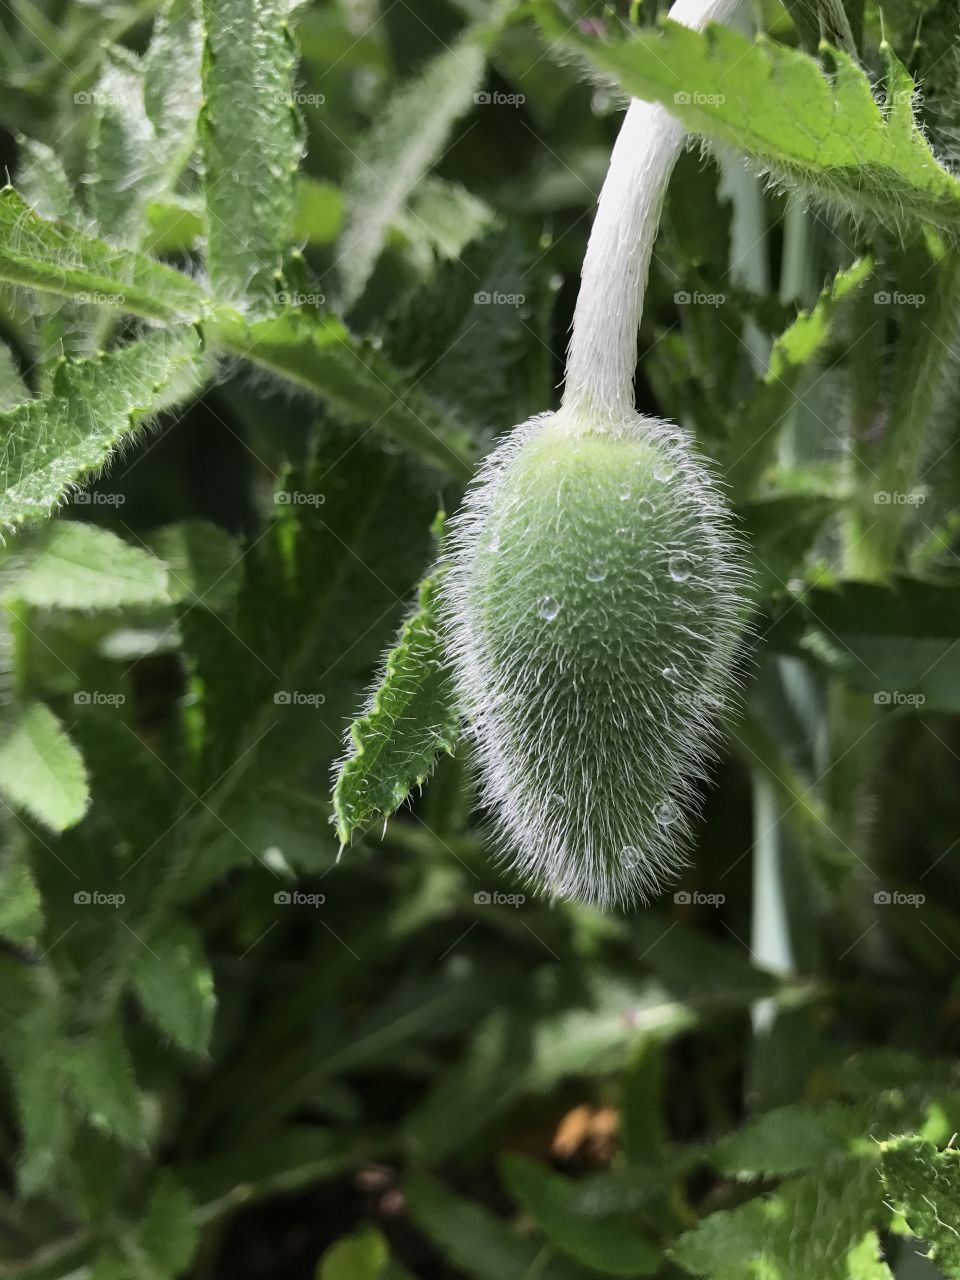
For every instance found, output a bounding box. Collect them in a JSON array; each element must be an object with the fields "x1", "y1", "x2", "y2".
[{"x1": 561, "y1": 0, "x2": 742, "y2": 423}]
